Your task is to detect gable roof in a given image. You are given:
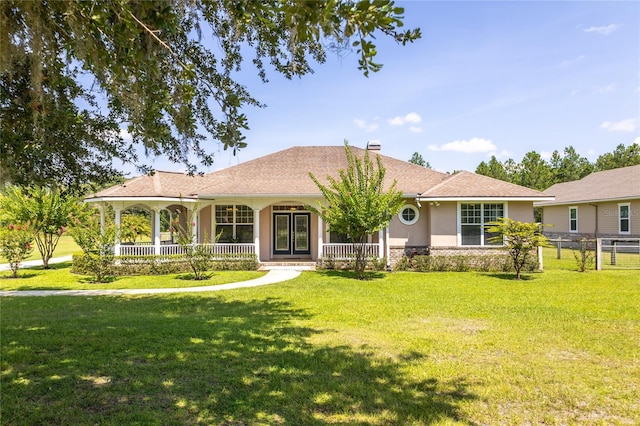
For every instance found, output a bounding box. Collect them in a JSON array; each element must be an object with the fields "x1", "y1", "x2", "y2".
[
  {"x1": 86, "y1": 145, "x2": 552, "y2": 201},
  {"x1": 535, "y1": 164, "x2": 640, "y2": 206},
  {"x1": 418, "y1": 171, "x2": 550, "y2": 200}
]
